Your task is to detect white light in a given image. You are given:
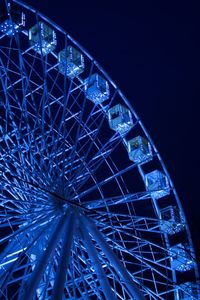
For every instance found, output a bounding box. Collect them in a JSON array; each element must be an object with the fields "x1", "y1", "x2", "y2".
[{"x1": 7, "y1": 247, "x2": 27, "y2": 258}]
